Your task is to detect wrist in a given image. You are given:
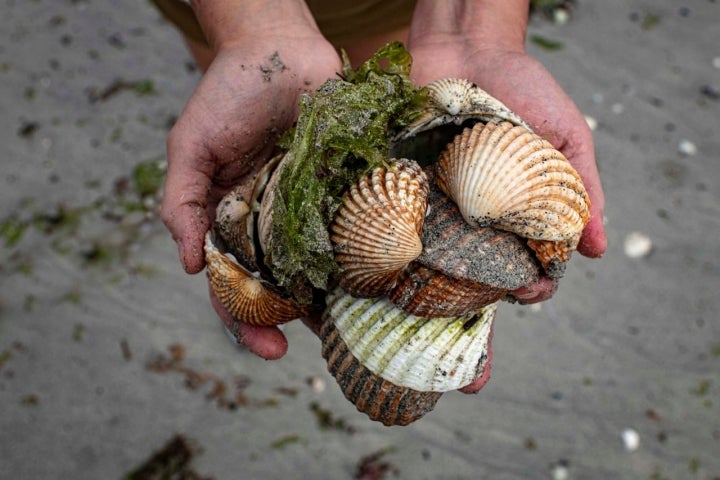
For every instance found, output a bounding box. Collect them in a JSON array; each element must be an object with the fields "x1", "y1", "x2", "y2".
[
  {"x1": 190, "y1": 0, "x2": 320, "y2": 50},
  {"x1": 410, "y1": 0, "x2": 529, "y2": 53}
]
